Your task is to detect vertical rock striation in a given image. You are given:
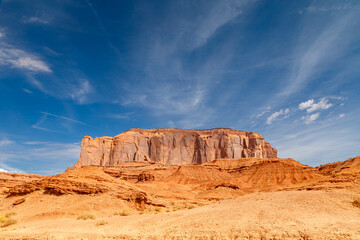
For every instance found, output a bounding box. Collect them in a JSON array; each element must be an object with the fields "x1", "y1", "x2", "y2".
[{"x1": 73, "y1": 128, "x2": 277, "y2": 168}]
